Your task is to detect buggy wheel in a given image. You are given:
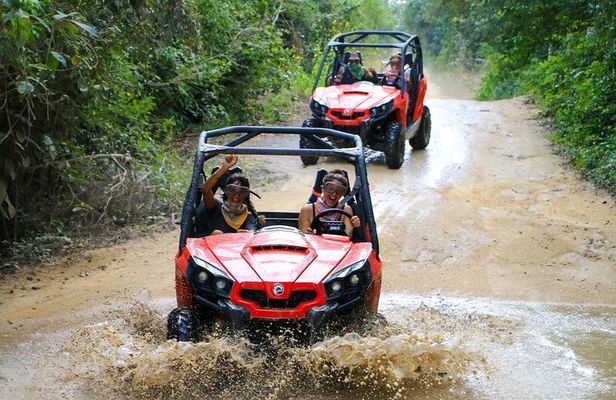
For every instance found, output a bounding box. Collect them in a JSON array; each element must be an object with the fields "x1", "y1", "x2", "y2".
[
  {"x1": 167, "y1": 307, "x2": 199, "y2": 342},
  {"x1": 409, "y1": 106, "x2": 431, "y2": 150},
  {"x1": 299, "y1": 119, "x2": 320, "y2": 165},
  {"x1": 384, "y1": 121, "x2": 405, "y2": 169},
  {"x1": 348, "y1": 307, "x2": 387, "y2": 334}
]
